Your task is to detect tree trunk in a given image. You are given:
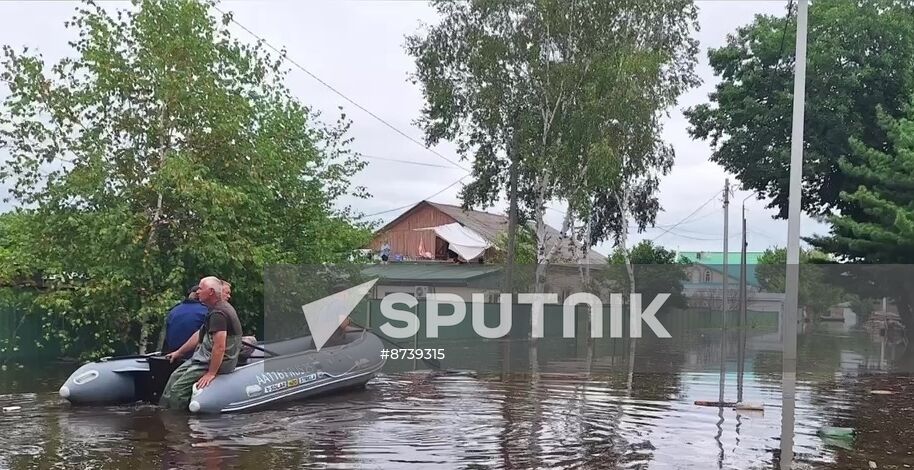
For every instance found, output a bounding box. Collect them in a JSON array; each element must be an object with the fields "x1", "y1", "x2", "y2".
[
  {"x1": 618, "y1": 189, "x2": 636, "y2": 295},
  {"x1": 504, "y1": 118, "x2": 519, "y2": 295},
  {"x1": 137, "y1": 321, "x2": 150, "y2": 355},
  {"x1": 533, "y1": 173, "x2": 551, "y2": 293}
]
